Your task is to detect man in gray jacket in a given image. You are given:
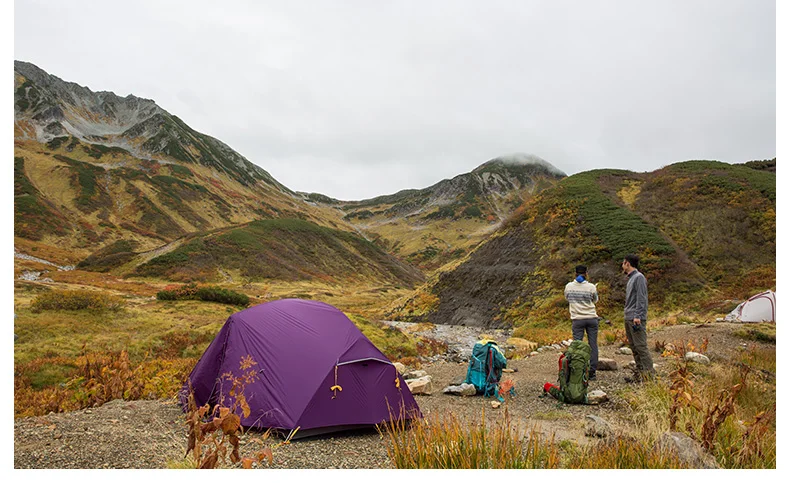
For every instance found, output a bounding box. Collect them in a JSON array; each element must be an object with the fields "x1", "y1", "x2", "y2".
[{"x1": 622, "y1": 254, "x2": 655, "y2": 381}]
